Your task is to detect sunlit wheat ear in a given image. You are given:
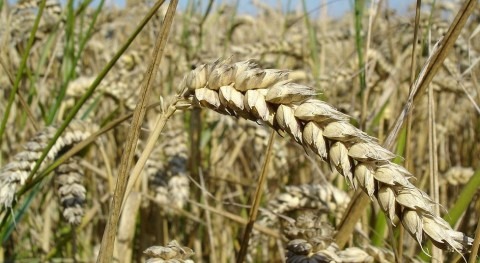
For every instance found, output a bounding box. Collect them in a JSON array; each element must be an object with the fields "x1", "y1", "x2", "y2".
[
  {"x1": 0, "y1": 121, "x2": 97, "y2": 209},
  {"x1": 54, "y1": 157, "x2": 85, "y2": 225},
  {"x1": 144, "y1": 240, "x2": 194, "y2": 263},
  {"x1": 181, "y1": 60, "x2": 473, "y2": 253}
]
